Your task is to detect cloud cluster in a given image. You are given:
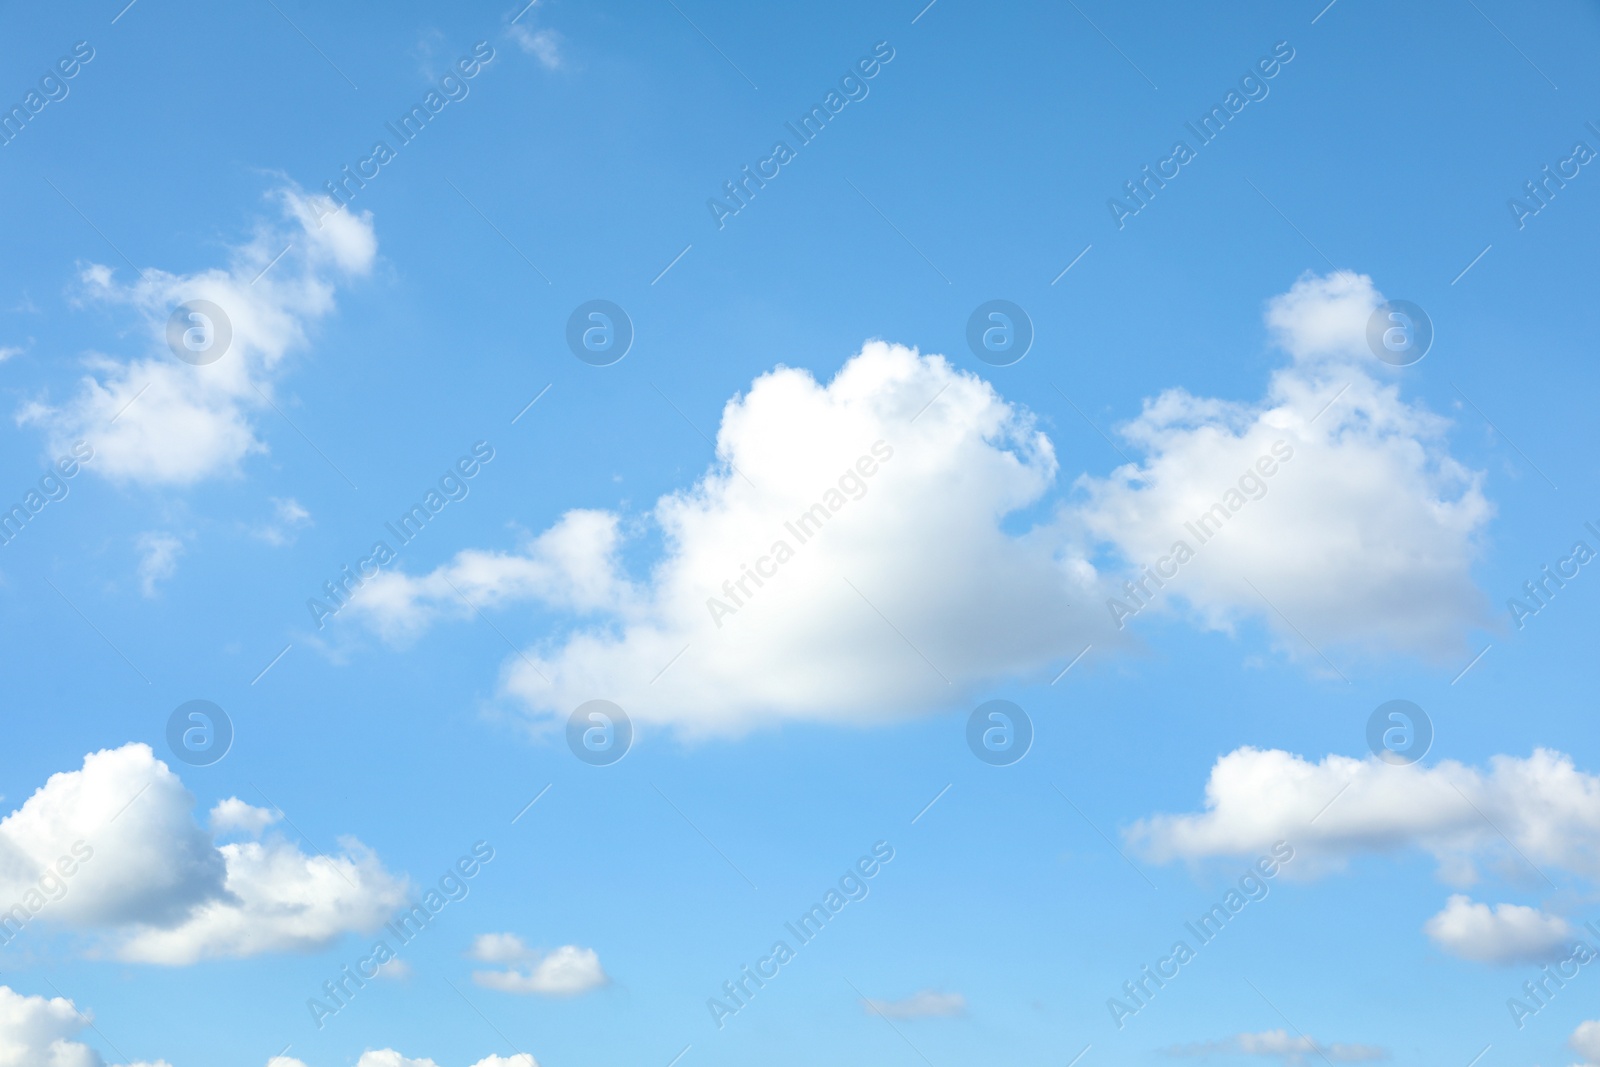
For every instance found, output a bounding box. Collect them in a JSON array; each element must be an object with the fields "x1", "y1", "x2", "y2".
[
  {"x1": 468, "y1": 933, "x2": 608, "y2": 996},
  {"x1": 1128, "y1": 744, "x2": 1600, "y2": 964},
  {"x1": 0, "y1": 986, "x2": 535, "y2": 1067},
  {"x1": 18, "y1": 187, "x2": 375, "y2": 486},
  {"x1": 276, "y1": 1055, "x2": 536, "y2": 1067},
  {"x1": 0, "y1": 743, "x2": 406, "y2": 963},
  {"x1": 1126, "y1": 745, "x2": 1600, "y2": 884},
  {"x1": 337, "y1": 272, "x2": 1490, "y2": 736}
]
